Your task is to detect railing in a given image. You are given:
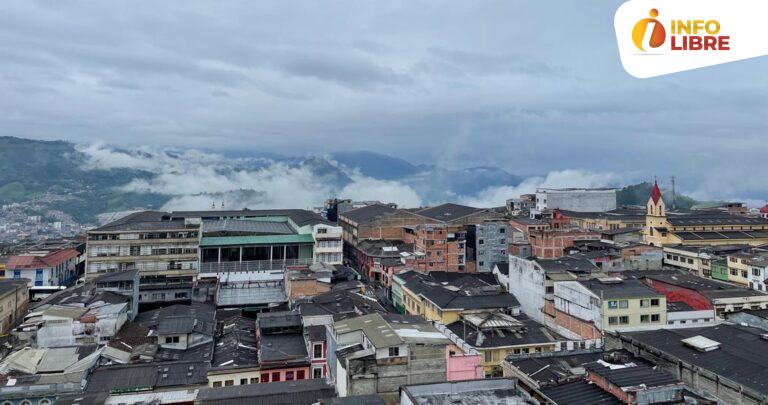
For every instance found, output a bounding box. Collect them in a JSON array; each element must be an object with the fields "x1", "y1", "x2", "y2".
[{"x1": 200, "y1": 258, "x2": 314, "y2": 273}]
